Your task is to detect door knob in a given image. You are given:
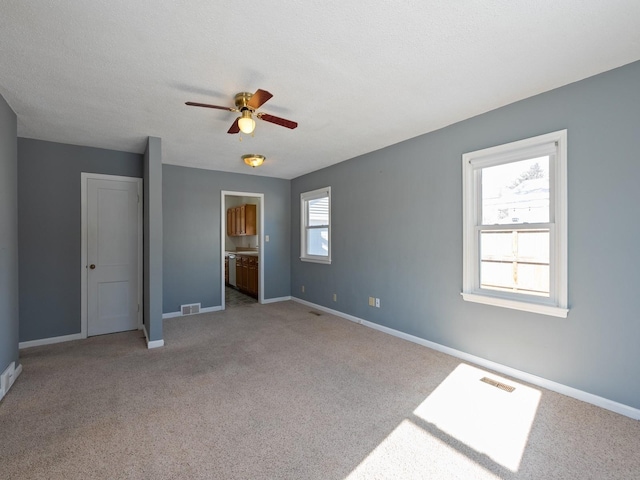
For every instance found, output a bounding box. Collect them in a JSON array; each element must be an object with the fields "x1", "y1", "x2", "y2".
[{"x1": 89, "y1": 264, "x2": 96, "y2": 270}]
